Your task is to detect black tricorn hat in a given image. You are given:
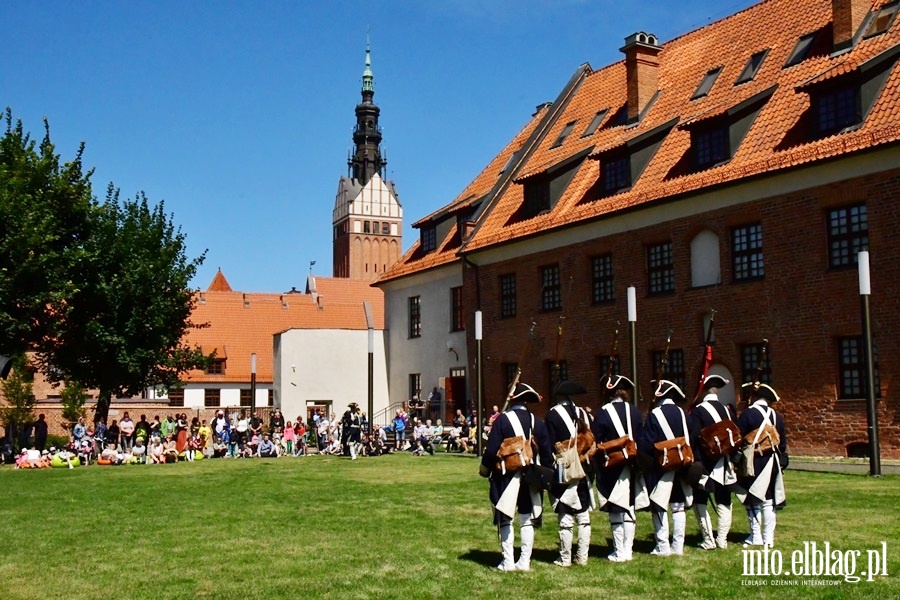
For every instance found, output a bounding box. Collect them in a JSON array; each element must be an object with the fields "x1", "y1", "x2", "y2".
[
  {"x1": 601, "y1": 374, "x2": 635, "y2": 392},
  {"x1": 652, "y1": 379, "x2": 686, "y2": 402},
  {"x1": 348, "y1": 402, "x2": 359, "y2": 409},
  {"x1": 554, "y1": 380, "x2": 587, "y2": 397},
  {"x1": 741, "y1": 382, "x2": 779, "y2": 403},
  {"x1": 702, "y1": 374, "x2": 730, "y2": 391},
  {"x1": 510, "y1": 382, "x2": 542, "y2": 404}
]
